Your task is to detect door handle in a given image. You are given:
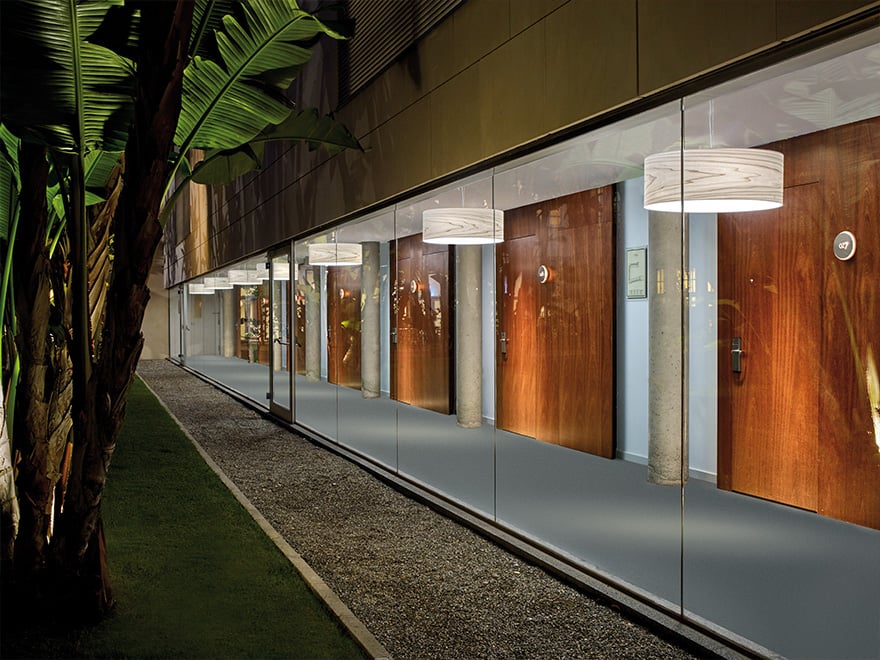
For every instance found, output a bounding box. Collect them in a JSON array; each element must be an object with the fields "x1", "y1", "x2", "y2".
[
  {"x1": 731, "y1": 337, "x2": 743, "y2": 373},
  {"x1": 500, "y1": 331, "x2": 508, "y2": 358}
]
